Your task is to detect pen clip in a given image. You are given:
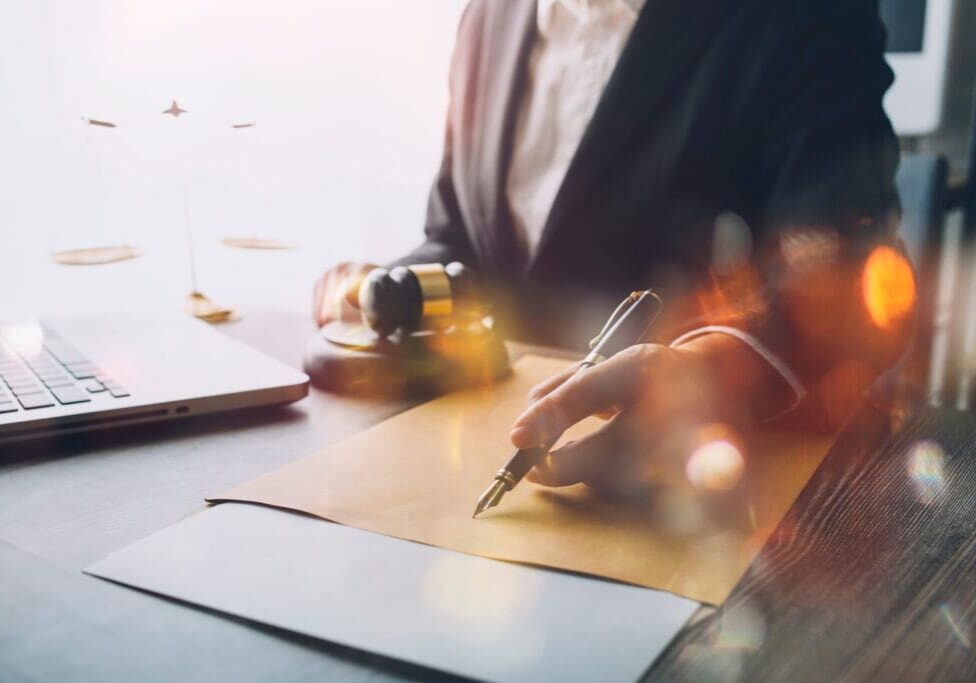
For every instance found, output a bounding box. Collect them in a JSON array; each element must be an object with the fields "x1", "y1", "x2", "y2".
[{"x1": 588, "y1": 291, "x2": 645, "y2": 350}]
